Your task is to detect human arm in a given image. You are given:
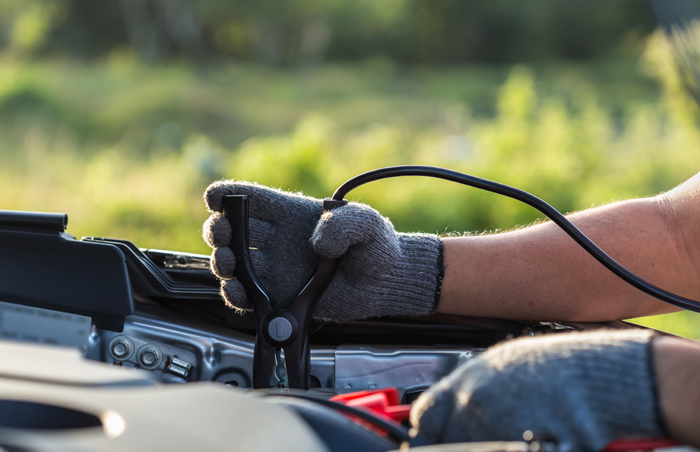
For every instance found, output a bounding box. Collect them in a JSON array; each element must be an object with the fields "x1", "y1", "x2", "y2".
[
  {"x1": 438, "y1": 172, "x2": 700, "y2": 321},
  {"x1": 203, "y1": 171, "x2": 700, "y2": 322}
]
